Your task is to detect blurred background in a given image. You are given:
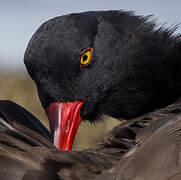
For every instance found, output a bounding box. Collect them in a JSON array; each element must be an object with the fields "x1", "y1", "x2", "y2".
[{"x1": 0, "y1": 0, "x2": 181, "y2": 150}]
